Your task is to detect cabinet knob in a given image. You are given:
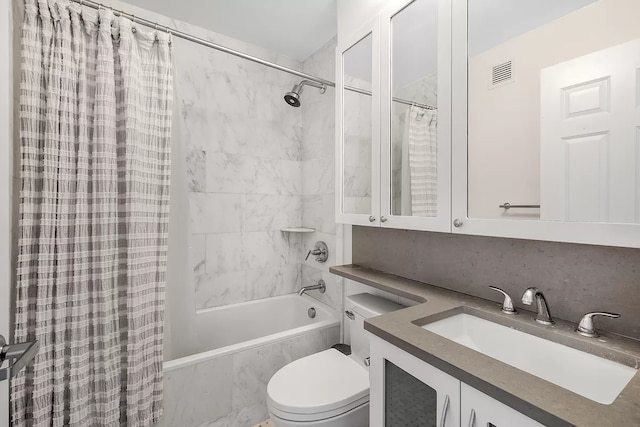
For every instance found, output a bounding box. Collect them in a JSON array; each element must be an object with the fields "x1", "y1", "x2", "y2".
[
  {"x1": 453, "y1": 218, "x2": 463, "y2": 228},
  {"x1": 368, "y1": 216, "x2": 376, "y2": 223},
  {"x1": 380, "y1": 216, "x2": 387, "y2": 223}
]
